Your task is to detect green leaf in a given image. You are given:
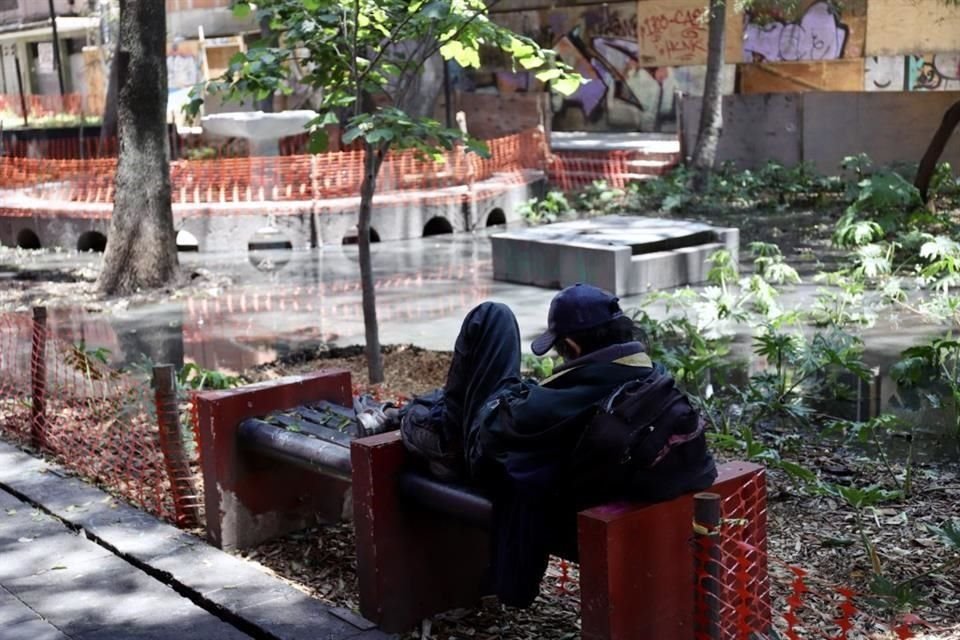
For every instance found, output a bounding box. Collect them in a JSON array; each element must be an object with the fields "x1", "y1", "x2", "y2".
[
  {"x1": 778, "y1": 460, "x2": 817, "y2": 484},
  {"x1": 519, "y1": 56, "x2": 544, "y2": 70},
  {"x1": 308, "y1": 129, "x2": 329, "y2": 154},
  {"x1": 232, "y1": 2, "x2": 251, "y2": 18},
  {"x1": 465, "y1": 138, "x2": 490, "y2": 158},
  {"x1": 926, "y1": 519, "x2": 960, "y2": 550},
  {"x1": 365, "y1": 128, "x2": 396, "y2": 143},
  {"x1": 552, "y1": 75, "x2": 582, "y2": 97},
  {"x1": 535, "y1": 68, "x2": 562, "y2": 82}
]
